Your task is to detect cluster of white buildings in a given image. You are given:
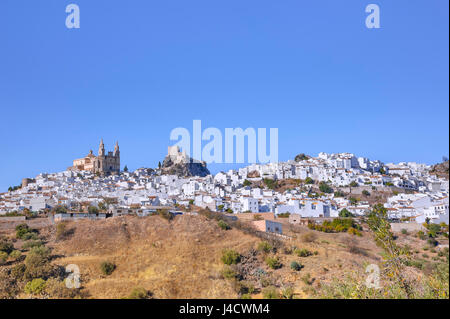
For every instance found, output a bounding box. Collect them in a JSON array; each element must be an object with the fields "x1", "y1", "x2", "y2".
[
  {"x1": 384, "y1": 192, "x2": 449, "y2": 224},
  {"x1": 0, "y1": 152, "x2": 448, "y2": 225}
]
